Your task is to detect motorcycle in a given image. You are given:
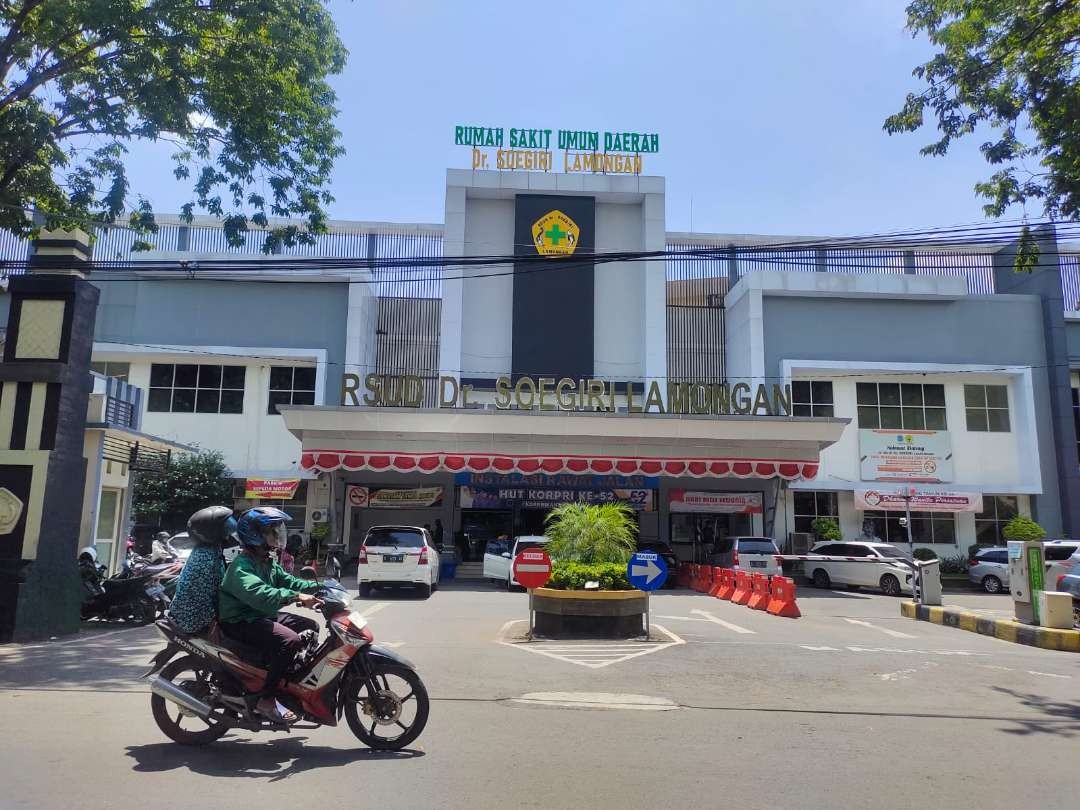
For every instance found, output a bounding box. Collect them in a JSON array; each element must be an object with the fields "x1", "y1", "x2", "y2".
[
  {"x1": 144, "y1": 579, "x2": 429, "y2": 750},
  {"x1": 79, "y1": 549, "x2": 161, "y2": 624}
]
